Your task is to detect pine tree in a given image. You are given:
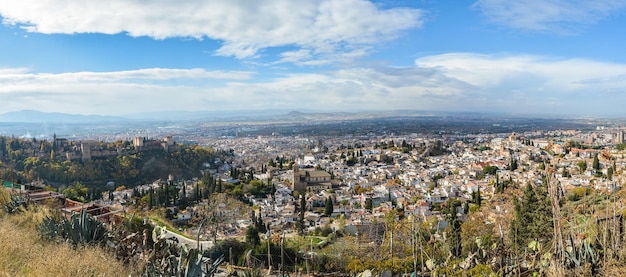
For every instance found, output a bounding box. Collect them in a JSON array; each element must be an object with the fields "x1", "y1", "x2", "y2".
[
  {"x1": 245, "y1": 226, "x2": 260, "y2": 247},
  {"x1": 510, "y1": 182, "x2": 553, "y2": 250},
  {"x1": 592, "y1": 153, "x2": 600, "y2": 171}
]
